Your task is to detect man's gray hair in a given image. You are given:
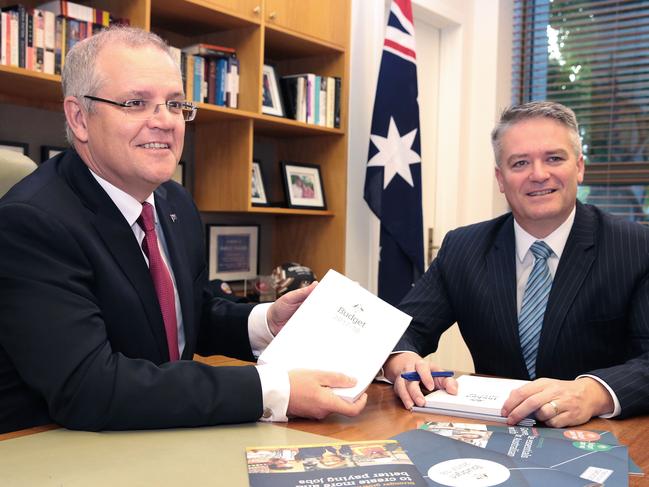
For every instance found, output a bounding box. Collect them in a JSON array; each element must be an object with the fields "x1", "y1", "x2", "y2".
[
  {"x1": 491, "y1": 101, "x2": 582, "y2": 166},
  {"x1": 62, "y1": 26, "x2": 174, "y2": 145}
]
